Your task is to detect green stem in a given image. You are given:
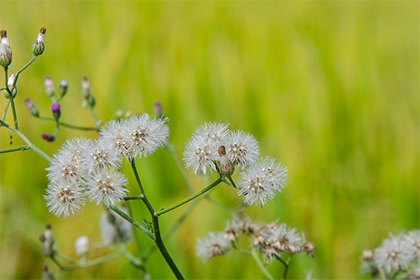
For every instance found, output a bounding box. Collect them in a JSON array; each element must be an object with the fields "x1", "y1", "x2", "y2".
[
  {"x1": 125, "y1": 201, "x2": 144, "y2": 261},
  {"x1": 155, "y1": 176, "x2": 223, "y2": 217},
  {"x1": 130, "y1": 160, "x2": 184, "y2": 279},
  {"x1": 143, "y1": 199, "x2": 199, "y2": 259},
  {"x1": 53, "y1": 250, "x2": 125, "y2": 270},
  {"x1": 124, "y1": 195, "x2": 143, "y2": 201},
  {"x1": 88, "y1": 107, "x2": 99, "y2": 129},
  {"x1": 109, "y1": 205, "x2": 155, "y2": 241},
  {"x1": 274, "y1": 254, "x2": 290, "y2": 280},
  {"x1": 37, "y1": 116, "x2": 99, "y2": 131},
  {"x1": 13, "y1": 56, "x2": 37, "y2": 87},
  {"x1": 1, "y1": 98, "x2": 10, "y2": 121},
  {"x1": 0, "y1": 145, "x2": 30, "y2": 154},
  {"x1": 0, "y1": 119, "x2": 51, "y2": 163},
  {"x1": 4, "y1": 68, "x2": 18, "y2": 129},
  {"x1": 251, "y1": 248, "x2": 273, "y2": 280},
  {"x1": 165, "y1": 141, "x2": 193, "y2": 194}
]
